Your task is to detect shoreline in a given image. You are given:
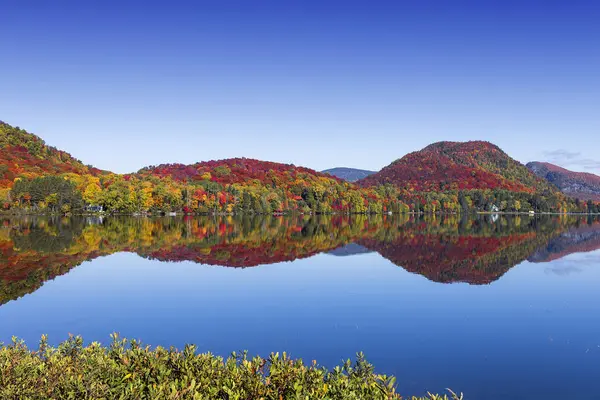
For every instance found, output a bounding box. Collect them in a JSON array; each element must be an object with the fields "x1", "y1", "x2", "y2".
[{"x1": 2, "y1": 210, "x2": 600, "y2": 217}]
